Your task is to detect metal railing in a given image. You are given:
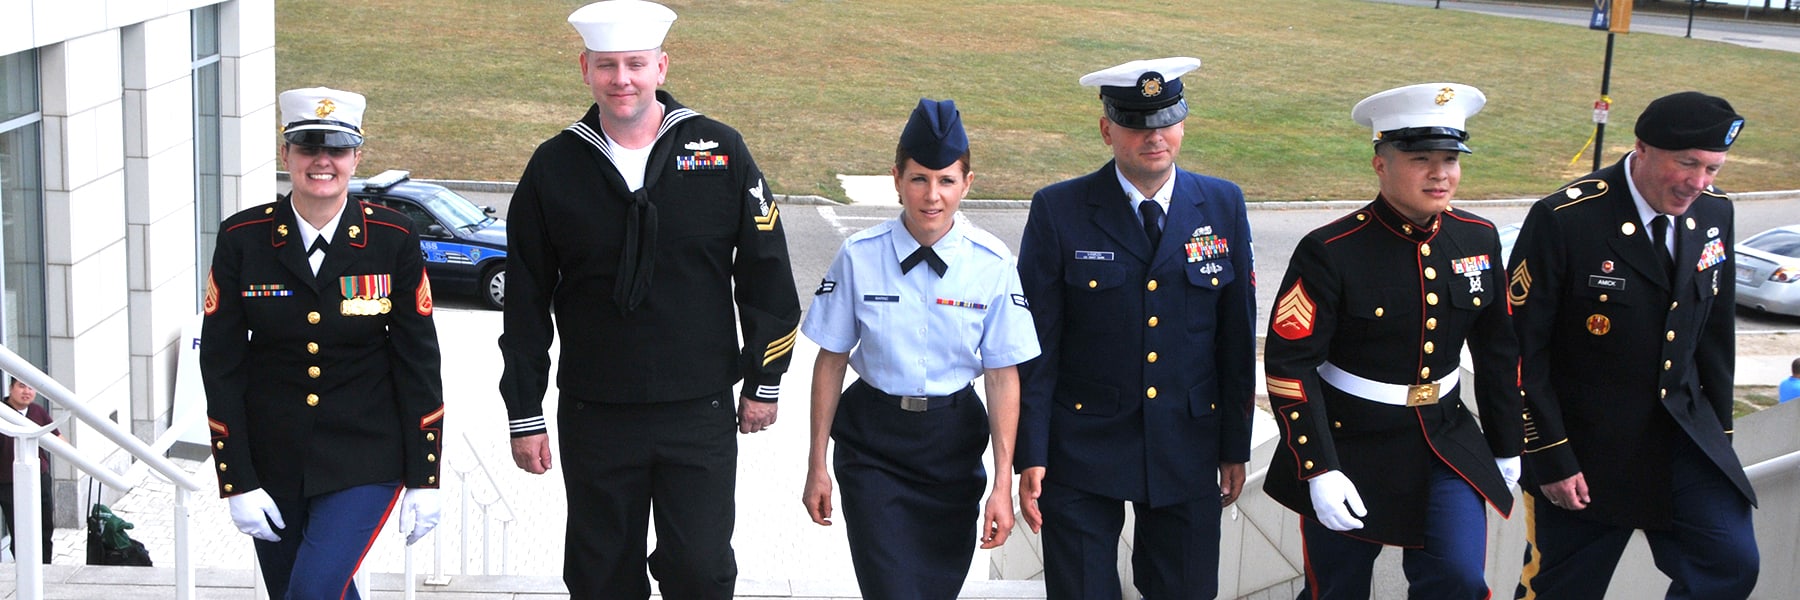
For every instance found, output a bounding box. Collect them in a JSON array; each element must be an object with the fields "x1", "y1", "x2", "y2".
[{"x1": 0, "y1": 345, "x2": 209, "y2": 599}]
